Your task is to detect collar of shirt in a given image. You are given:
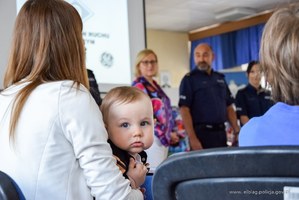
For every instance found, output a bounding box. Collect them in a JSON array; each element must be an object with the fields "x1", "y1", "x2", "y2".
[{"x1": 191, "y1": 68, "x2": 215, "y2": 76}]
